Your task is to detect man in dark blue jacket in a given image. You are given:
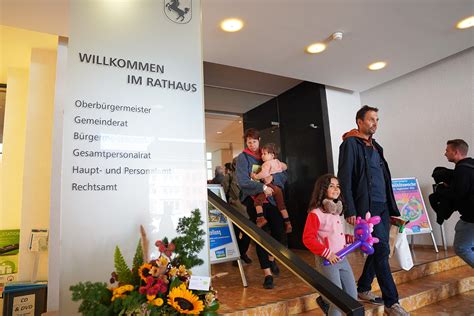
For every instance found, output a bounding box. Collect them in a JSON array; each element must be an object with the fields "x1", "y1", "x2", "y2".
[{"x1": 338, "y1": 105, "x2": 409, "y2": 316}]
